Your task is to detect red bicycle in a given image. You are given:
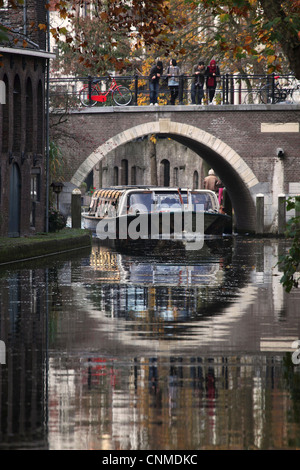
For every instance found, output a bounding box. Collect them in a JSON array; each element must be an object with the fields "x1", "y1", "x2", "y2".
[{"x1": 79, "y1": 76, "x2": 132, "y2": 107}]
